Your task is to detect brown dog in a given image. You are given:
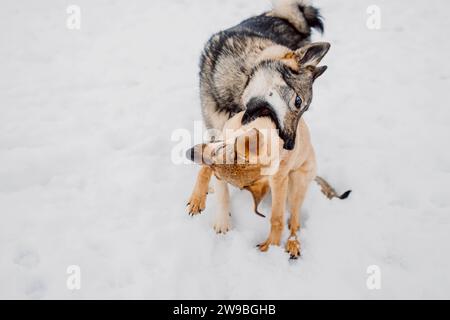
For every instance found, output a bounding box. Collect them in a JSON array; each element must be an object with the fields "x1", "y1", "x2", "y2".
[{"x1": 186, "y1": 112, "x2": 350, "y2": 258}]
